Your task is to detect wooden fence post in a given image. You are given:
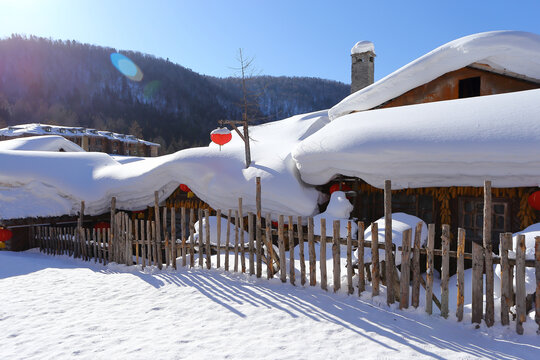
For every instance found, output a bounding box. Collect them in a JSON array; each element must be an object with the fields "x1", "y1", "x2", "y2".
[
  {"x1": 256, "y1": 177, "x2": 263, "y2": 278},
  {"x1": 171, "y1": 206, "x2": 177, "y2": 269},
  {"x1": 371, "y1": 222, "x2": 380, "y2": 297},
  {"x1": 249, "y1": 212, "x2": 255, "y2": 275},
  {"x1": 320, "y1": 218, "x2": 327, "y2": 291},
  {"x1": 441, "y1": 224, "x2": 450, "y2": 318},
  {"x1": 239, "y1": 198, "x2": 246, "y2": 273},
  {"x1": 298, "y1": 216, "x2": 306, "y2": 286},
  {"x1": 425, "y1": 224, "x2": 435, "y2": 315},
  {"x1": 308, "y1": 217, "x2": 316, "y2": 286},
  {"x1": 146, "y1": 220, "x2": 152, "y2": 266},
  {"x1": 189, "y1": 209, "x2": 195, "y2": 268},
  {"x1": 163, "y1": 207, "x2": 169, "y2": 267},
  {"x1": 234, "y1": 209, "x2": 240, "y2": 272},
  {"x1": 154, "y1": 192, "x2": 162, "y2": 270},
  {"x1": 181, "y1": 207, "x2": 187, "y2": 267},
  {"x1": 205, "y1": 209, "x2": 211, "y2": 270},
  {"x1": 535, "y1": 236, "x2": 540, "y2": 334},
  {"x1": 500, "y1": 232, "x2": 511, "y2": 326},
  {"x1": 400, "y1": 228, "x2": 411, "y2": 309},
  {"x1": 333, "y1": 220, "x2": 341, "y2": 293},
  {"x1": 78, "y1": 201, "x2": 85, "y2": 260},
  {"x1": 278, "y1": 215, "x2": 286, "y2": 283},
  {"x1": 456, "y1": 228, "x2": 465, "y2": 322},
  {"x1": 516, "y1": 234, "x2": 526, "y2": 335},
  {"x1": 471, "y1": 241, "x2": 484, "y2": 325},
  {"x1": 412, "y1": 222, "x2": 422, "y2": 308},
  {"x1": 198, "y1": 208, "x2": 204, "y2": 268},
  {"x1": 384, "y1": 180, "x2": 394, "y2": 305},
  {"x1": 289, "y1": 216, "x2": 295, "y2": 285},
  {"x1": 216, "y1": 209, "x2": 221, "y2": 269},
  {"x1": 484, "y1": 180, "x2": 494, "y2": 327},
  {"x1": 225, "y1": 209, "x2": 231, "y2": 271},
  {"x1": 347, "y1": 221, "x2": 353, "y2": 295},
  {"x1": 266, "y1": 213, "x2": 274, "y2": 279},
  {"x1": 357, "y1": 221, "x2": 365, "y2": 295}
]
